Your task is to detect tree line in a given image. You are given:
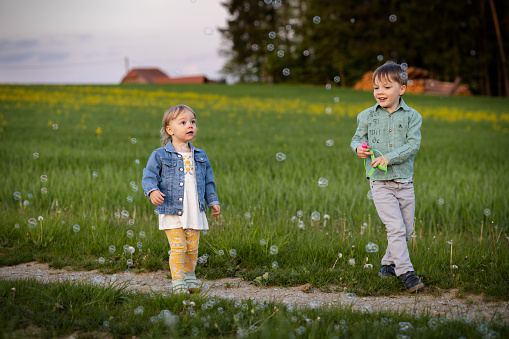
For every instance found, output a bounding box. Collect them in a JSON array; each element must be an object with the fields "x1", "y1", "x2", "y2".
[{"x1": 218, "y1": 0, "x2": 509, "y2": 96}]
